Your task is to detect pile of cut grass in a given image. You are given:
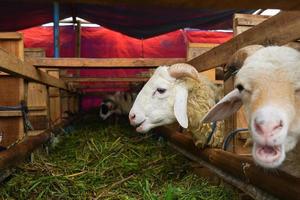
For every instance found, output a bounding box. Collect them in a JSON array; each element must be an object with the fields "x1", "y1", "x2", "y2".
[{"x1": 0, "y1": 115, "x2": 236, "y2": 200}]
